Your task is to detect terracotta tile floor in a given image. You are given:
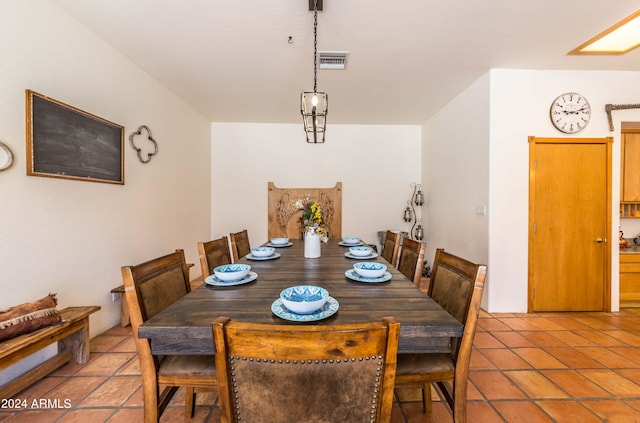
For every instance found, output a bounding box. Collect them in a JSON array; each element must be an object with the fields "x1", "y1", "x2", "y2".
[{"x1": 2, "y1": 308, "x2": 640, "y2": 422}]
